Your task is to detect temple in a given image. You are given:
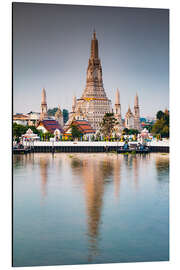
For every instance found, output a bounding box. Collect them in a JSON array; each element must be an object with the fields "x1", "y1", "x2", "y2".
[
  {"x1": 67, "y1": 31, "x2": 112, "y2": 131},
  {"x1": 66, "y1": 31, "x2": 141, "y2": 133},
  {"x1": 39, "y1": 32, "x2": 141, "y2": 135}
]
